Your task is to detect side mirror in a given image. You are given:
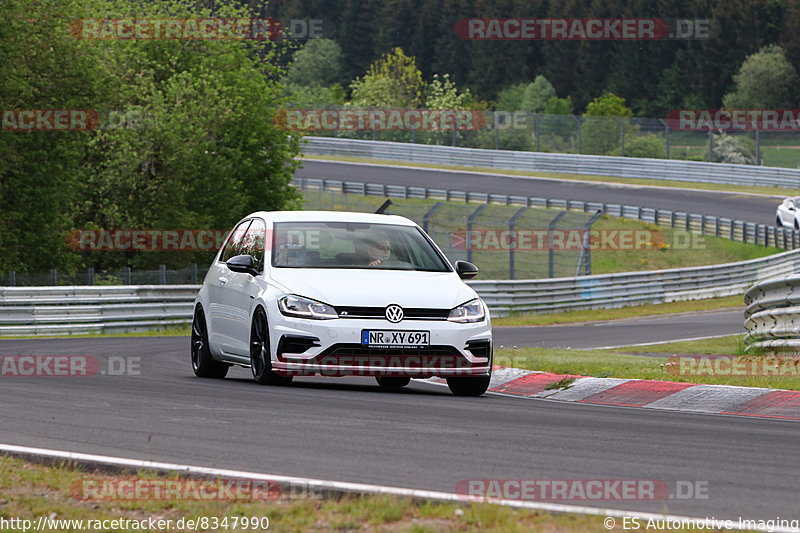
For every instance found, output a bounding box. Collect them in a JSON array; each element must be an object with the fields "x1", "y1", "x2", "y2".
[
  {"x1": 454, "y1": 260, "x2": 479, "y2": 280},
  {"x1": 226, "y1": 254, "x2": 259, "y2": 276}
]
